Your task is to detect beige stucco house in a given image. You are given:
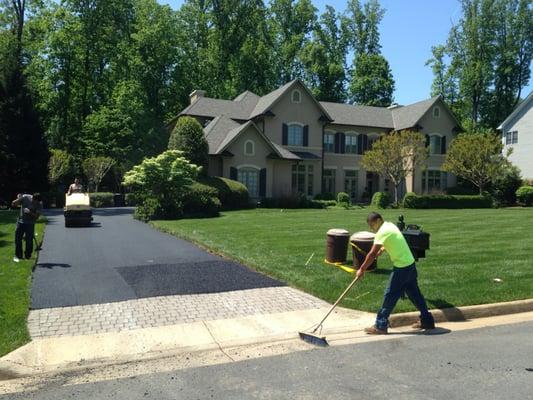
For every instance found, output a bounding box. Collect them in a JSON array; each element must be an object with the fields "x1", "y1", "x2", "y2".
[
  {"x1": 170, "y1": 80, "x2": 461, "y2": 201},
  {"x1": 498, "y1": 91, "x2": 533, "y2": 180}
]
